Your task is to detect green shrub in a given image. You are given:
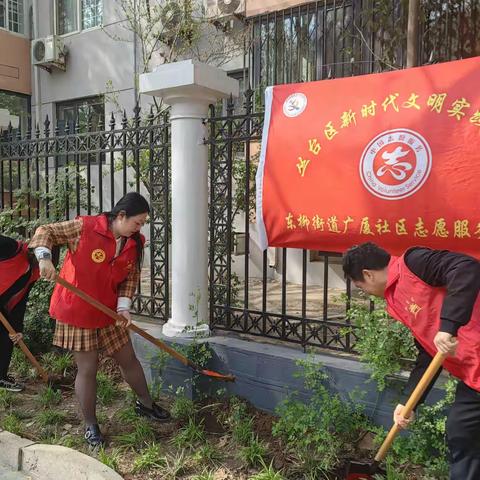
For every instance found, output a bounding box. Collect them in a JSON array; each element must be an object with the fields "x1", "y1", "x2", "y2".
[
  {"x1": 273, "y1": 358, "x2": 371, "y2": 477},
  {"x1": 346, "y1": 298, "x2": 416, "y2": 391}
]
